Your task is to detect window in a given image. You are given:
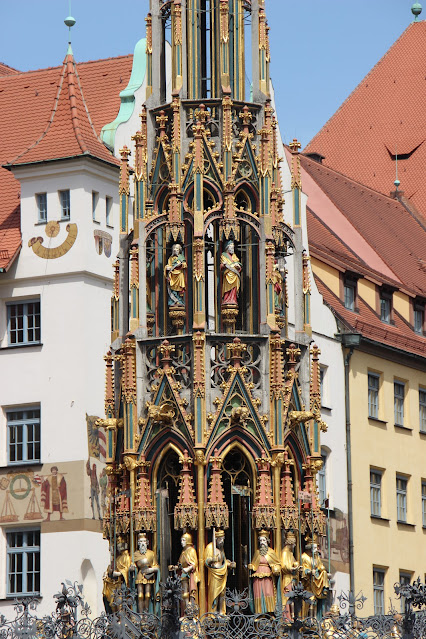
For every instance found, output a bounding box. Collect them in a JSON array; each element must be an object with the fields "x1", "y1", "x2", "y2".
[
  {"x1": 368, "y1": 373, "x2": 380, "y2": 419},
  {"x1": 319, "y1": 366, "x2": 328, "y2": 406},
  {"x1": 59, "y1": 190, "x2": 70, "y2": 219},
  {"x1": 7, "y1": 300, "x2": 41, "y2": 346},
  {"x1": 36, "y1": 193, "x2": 47, "y2": 223},
  {"x1": 422, "y1": 482, "x2": 426, "y2": 527},
  {"x1": 414, "y1": 309, "x2": 424, "y2": 334},
  {"x1": 344, "y1": 282, "x2": 356, "y2": 311},
  {"x1": 394, "y1": 382, "x2": 405, "y2": 426},
  {"x1": 380, "y1": 293, "x2": 391, "y2": 323},
  {"x1": 399, "y1": 572, "x2": 412, "y2": 612},
  {"x1": 420, "y1": 389, "x2": 426, "y2": 433},
  {"x1": 92, "y1": 191, "x2": 99, "y2": 221},
  {"x1": 7, "y1": 530, "x2": 40, "y2": 596},
  {"x1": 373, "y1": 569, "x2": 385, "y2": 615},
  {"x1": 396, "y1": 475, "x2": 407, "y2": 522},
  {"x1": 106, "y1": 196, "x2": 113, "y2": 227},
  {"x1": 370, "y1": 470, "x2": 382, "y2": 517},
  {"x1": 317, "y1": 452, "x2": 327, "y2": 507},
  {"x1": 7, "y1": 408, "x2": 40, "y2": 464}
]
